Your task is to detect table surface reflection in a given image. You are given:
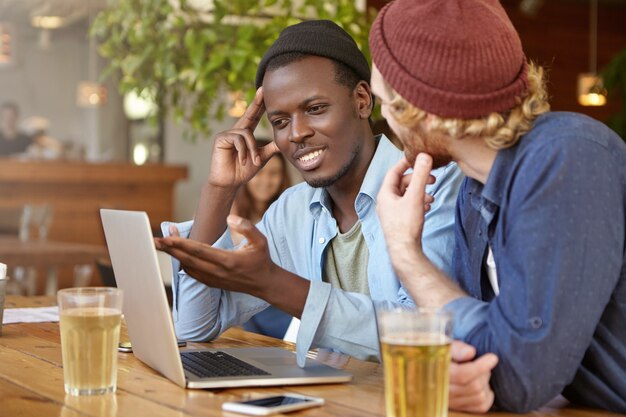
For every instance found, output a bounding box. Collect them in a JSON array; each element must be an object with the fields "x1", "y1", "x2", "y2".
[{"x1": 0, "y1": 296, "x2": 621, "y2": 417}]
